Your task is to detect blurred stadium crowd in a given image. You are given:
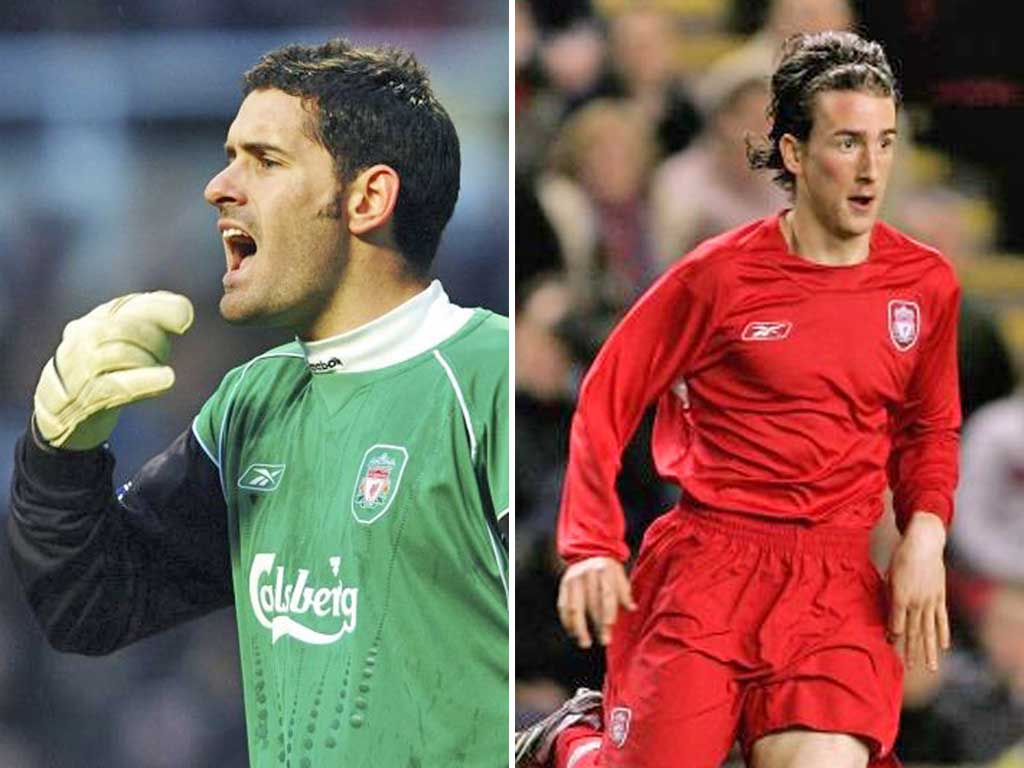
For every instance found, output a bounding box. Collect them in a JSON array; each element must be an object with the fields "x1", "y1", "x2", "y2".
[
  {"x1": 0, "y1": 3, "x2": 506, "y2": 766},
  {"x1": 515, "y1": 1, "x2": 1024, "y2": 766}
]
